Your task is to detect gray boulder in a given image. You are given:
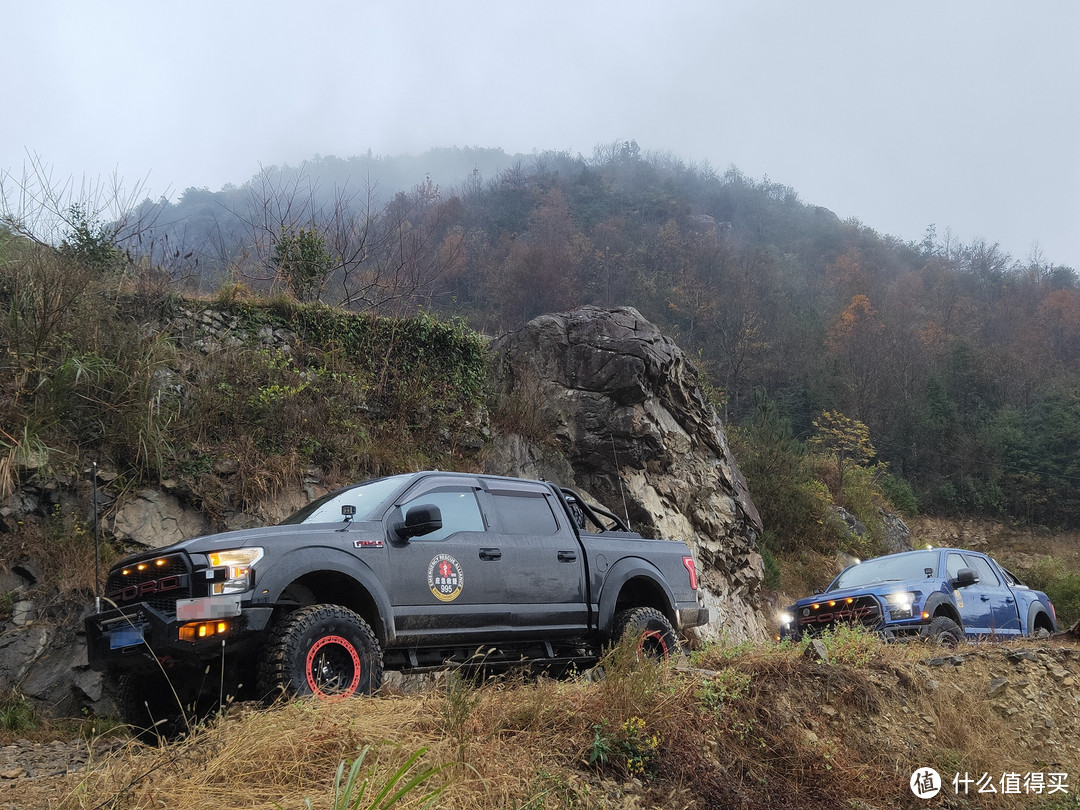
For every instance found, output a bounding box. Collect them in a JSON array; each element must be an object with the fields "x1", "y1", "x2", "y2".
[{"x1": 487, "y1": 306, "x2": 767, "y2": 642}]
